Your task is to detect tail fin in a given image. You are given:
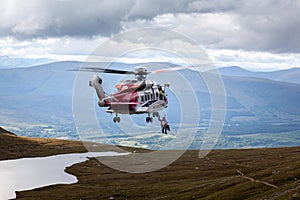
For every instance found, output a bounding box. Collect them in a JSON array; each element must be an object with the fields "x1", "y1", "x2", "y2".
[{"x1": 89, "y1": 75, "x2": 106, "y2": 100}]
